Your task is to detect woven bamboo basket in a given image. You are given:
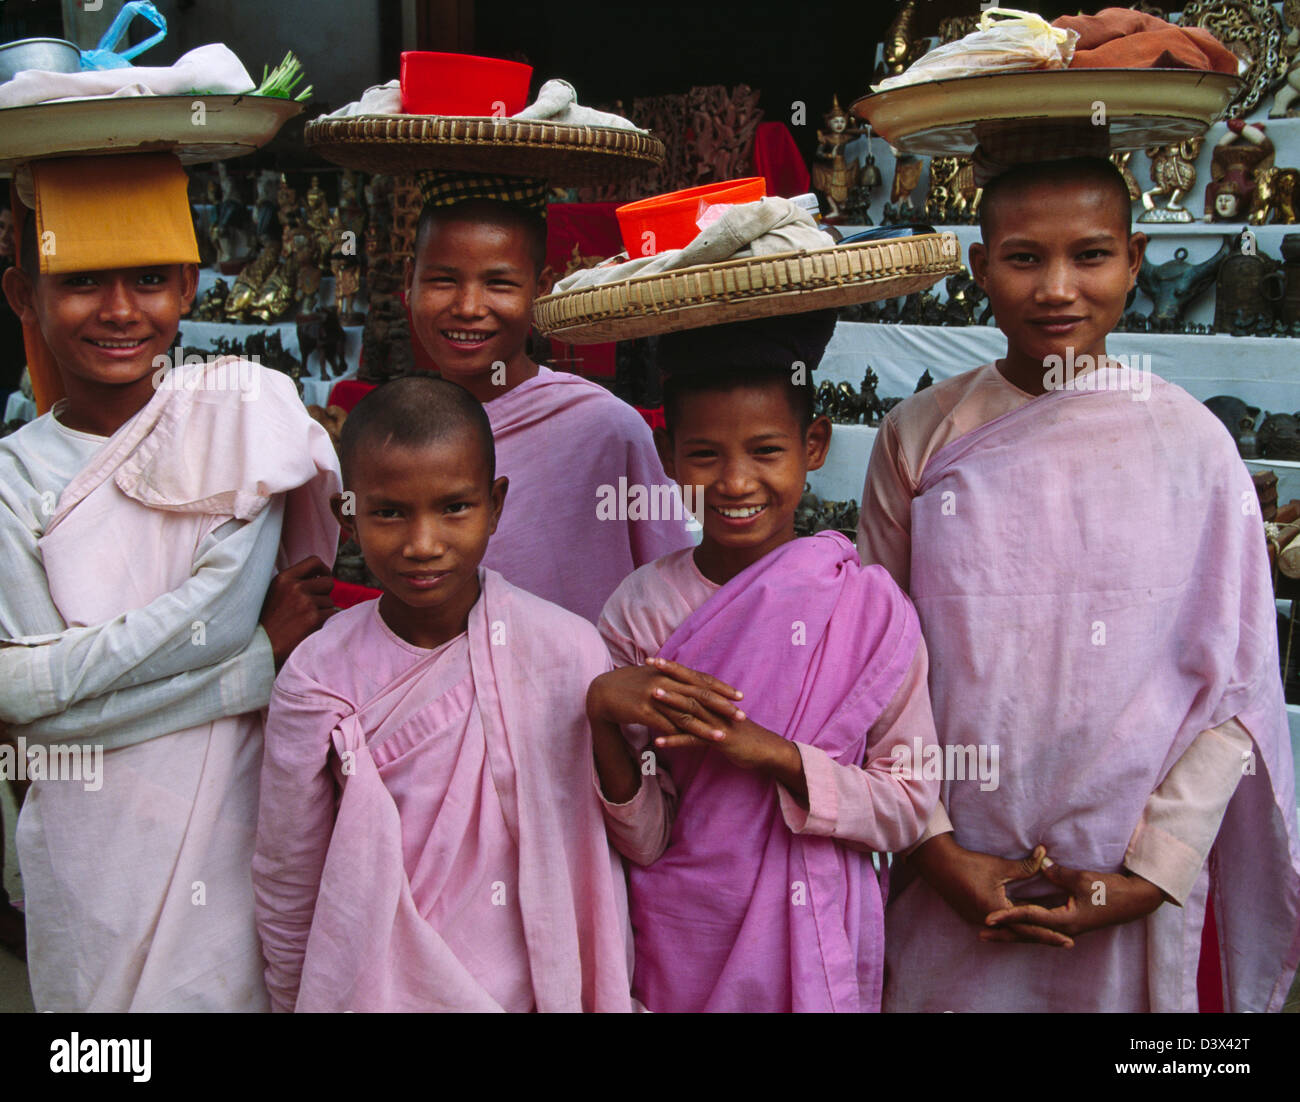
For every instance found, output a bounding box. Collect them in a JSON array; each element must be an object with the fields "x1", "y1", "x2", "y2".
[
  {"x1": 304, "y1": 115, "x2": 665, "y2": 184},
  {"x1": 533, "y1": 233, "x2": 962, "y2": 343}
]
